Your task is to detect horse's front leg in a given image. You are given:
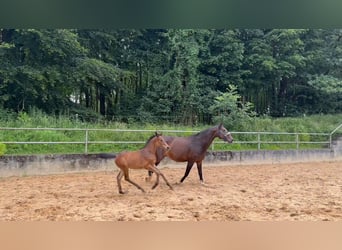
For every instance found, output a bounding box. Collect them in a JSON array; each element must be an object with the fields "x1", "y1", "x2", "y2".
[
  {"x1": 145, "y1": 170, "x2": 153, "y2": 182},
  {"x1": 151, "y1": 166, "x2": 160, "y2": 189},
  {"x1": 196, "y1": 161, "x2": 204, "y2": 184},
  {"x1": 145, "y1": 161, "x2": 160, "y2": 182},
  {"x1": 148, "y1": 165, "x2": 173, "y2": 191},
  {"x1": 180, "y1": 161, "x2": 195, "y2": 183}
]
